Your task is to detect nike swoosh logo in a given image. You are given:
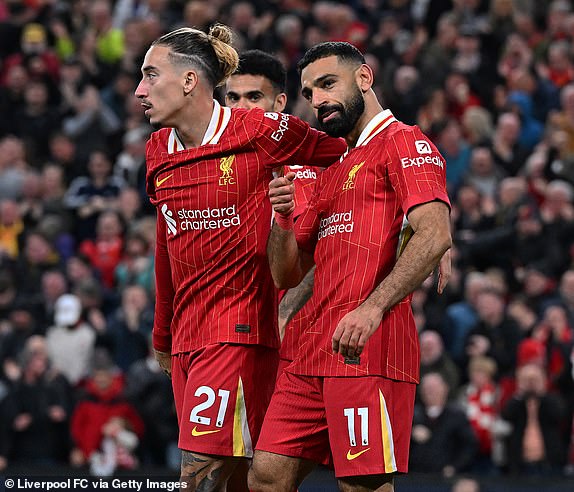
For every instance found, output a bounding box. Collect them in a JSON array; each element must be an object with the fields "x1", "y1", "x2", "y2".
[
  {"x1": 155, "y1": 174, "x2": 173, "y2": 188},
  {"x1": 191, "y1": 426, "x2": 221, "y2": 437},
  {"x1": 346, "y1": 448, "x2": 370, "y2": 461}
]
